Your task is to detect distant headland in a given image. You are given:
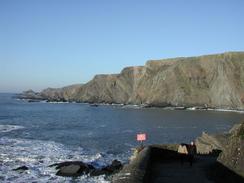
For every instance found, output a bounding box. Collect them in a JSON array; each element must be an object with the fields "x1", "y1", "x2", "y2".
[{"x1": 17, "y1": 51, "x2": 244, "y2": 110}]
